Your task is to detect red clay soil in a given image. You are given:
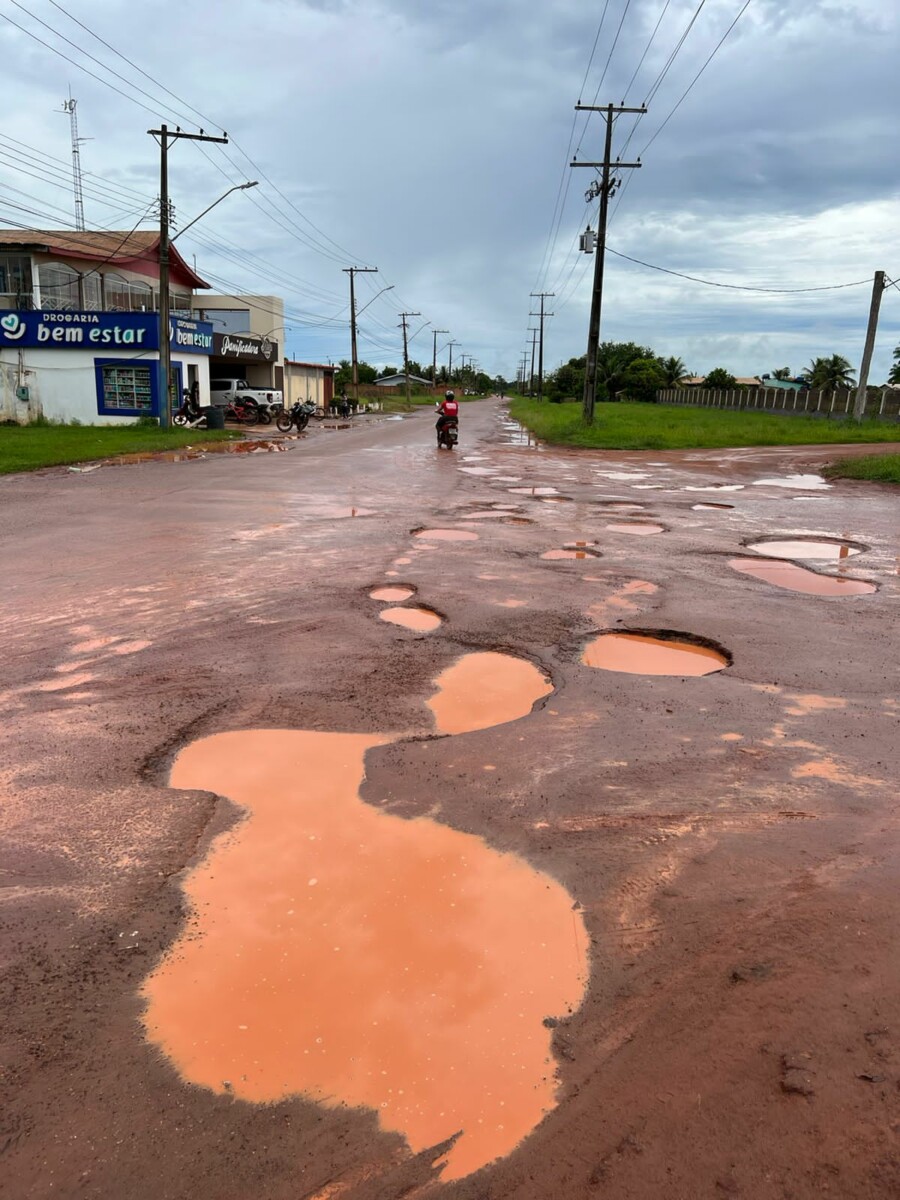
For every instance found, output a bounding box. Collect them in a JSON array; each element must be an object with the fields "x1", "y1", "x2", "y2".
[{"x1": 1, "y1": 400, "x2": 899, "y2": 1199}]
